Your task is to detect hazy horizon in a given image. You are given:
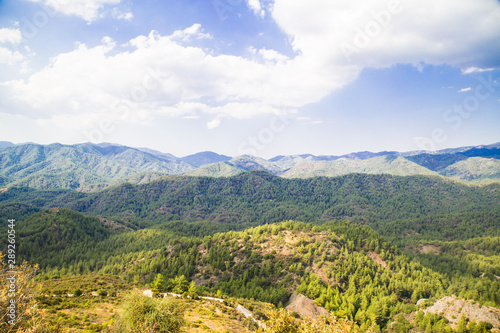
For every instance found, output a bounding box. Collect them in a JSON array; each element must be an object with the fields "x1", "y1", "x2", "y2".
[{"x1": 1, "y1": 139, "x2": 498, "y2": 159}]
